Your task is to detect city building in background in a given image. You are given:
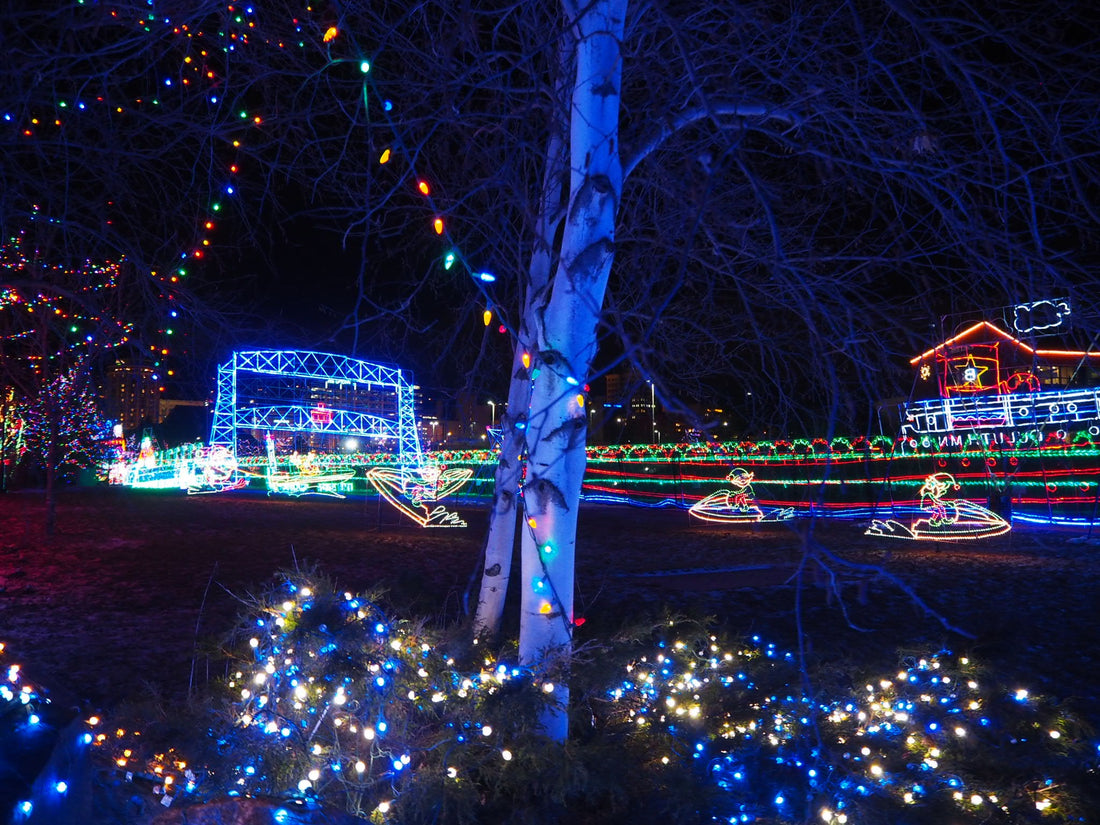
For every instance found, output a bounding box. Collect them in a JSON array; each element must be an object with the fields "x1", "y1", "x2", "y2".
[{"x1": 102, "y1": 363, "x2": 159, "y2": 432}]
